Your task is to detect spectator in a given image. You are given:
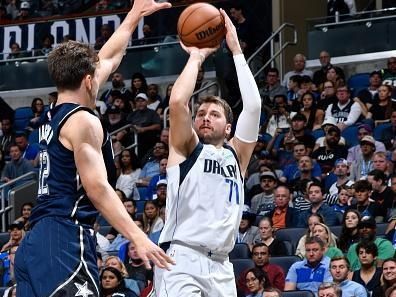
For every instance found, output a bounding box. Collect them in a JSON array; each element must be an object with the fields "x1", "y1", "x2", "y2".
[
  {"x1": 0, "y1": 221, "x2": 24, "y2": 253},
  {"x1": 15, "y1": 1, "x2": 32, "y2": 21},
  {"x1": 356, "y1": 70, "x2": 382, "y2": 108},
  {"x1": 347, "y1": 124, "x2": 386, "y2": 163},
  {"x1": 330, "y1": 256, "x2": 368, "y2": 296},
  {"x1": 145, "y1": 157, "x2": 167, "y2": 200},
  {"x1": 142, "y1": 200, "x2": 163, "y2": 236},
  {"x1": 250, "y1": 171, "x2": 277, "y2": 216},
  {"x1": 381, "y1": 111, "x2": 396, "y2": 150},
  {"x1": 153, "y1": 179, "x2": 167, "y2": 209},
  {"x1": 325, "y1": 66, "x2": 345, "y2": 90},
  {"x1": 94, "y1": 24, "x2": 114, "y2": 50},
  {"x1": 14, "y1": 202, "x2": 33, "y2": 231},
  {"x1": 105, "y1": 198, "x2": 137, "y2": 243},
  {"x1": 348, "y1": 179, "x2": 378, "y2": 219},
  {"x1": 244, "y1": 268, "x2": 271, "y2": 297},
  {"x1": 7, "y1": 42, "x2": 28, "y2": 62},
  {"x1": 325, "y1": 86, "x2": 362, "y2": 131},
  {"x1": 123, "y1": 241, "x2": 151, "y2": 291},
  {"x1": 0, "y1": 5, "x2": 11, "y2": 24},
  {"x1": 126, "y1": 93, "x2": 161, "y2": 159},
  {"x1": 1, "y1": 144, "x2": 34, "y2": 183},
  {"x1": 14, "y1": 132, "x2": 39, "y2": 165},
  {"x1": 295, "y1": 92, "x2": 324, "y2": 130},
  {"x1": 26, "y1": 97, "x2": 45, "y2": 131},
  {"x1": 0, "y1": 118, "x2": 15, "y2": 157},
  {"x1": 260, "y1": 67, "x2": 287, "y2": 107},
  {"x1": 351, "y1": 241, "x2": 383, "y2": 296},
  {"x1": 318, "y1": 282, "x2": 342, "y2": 297},
  {"x1": 285, "y1": 236, "x2": 333, "y2": 294},
  {"x1": 262, "y1": 288, "x2": 282, "y2": 297},
  {"x1": 0, "y1": 148, "x2": 5, "y2": 174},
  {"x1": 313, "y1": 51, "x2": 332, "y2": 87},
  {"x1": 367, "y1": 84, "x2": 396, "y2": 127},
  {"x1": 326, "y1": 158, "x2": 354, "y2": 205},
  {"x1": 371, "y1": 151, "x2": 393, "y2": 179},
  {"x1": 104, "y1": 256, "x2": 141, "y2": 295},
  {"x1": 312, "y1": 223, "x2": 343, "y2": 258},
  {"x1": 116, "y1": 149, "x2": 141, "y2": 200},
  {"x1": 99, "y1": 72, "x2": 133, "y2": 105},
  {"x1": 34, "y1": 34, "x2": 54, "y2": 57},
  {"x1": 263, "y1": 94, "x2": 290, "y2": 138},
  {"x1": 266, "y1": 185, "x2": 298, "y2": 230},
  {"x1": 318, "y1": 80, "x2": 338, "y2": 111},
  {"x1": 282, "y1": 54, "x2": 313, "y2": 87},
  {"x1": 236, "y1": 211, "x2": 259, "y2": 248},
  {"x1": 350, "y1": 136, "x2": 376, "y2": 181},
  {"x1": 146, "y1": 84, "x2": 162, "y2": 112},
  {"x1": 347, "y1": 216, "x2": 394, "y2": 271},
  {"x1": 192, "y1": 65, "x2": 218, "y2": 102},
  {"x1": 254, "y1": 217, "x2": 287, "y2": 256},
  {"x1": 368, "y1": 169, "x2": 394, "y2": 222},
  {"x1": 338, "y1": 209, "x2": 361, "y2": 253},
  {"x1": 382, "y1": 259, "x2": 396, "y2": 295},
  {"x1": 327, "y1": 0, "x2": 357, "y2": 16},
  {"x1": 298, "y1": 182, "x2": 339, "y2": 227},
  {"x1": 312, "y1": 126, "x2": 348, "y2": 177},
  {"x1": 381, "y1": 57, "x2": 396, "y2": 92},
  {"x1": 331, "y1": 185, "x2": 352, "y2": 216},
  {"x1": 237, "y1": 243, "x2": 285, "y2": 293},
  {"x1": 100, "y1": 266, "x2": 137, "y2": 297},
  {"x1": 130, "y1": 72, "x2": 148, "y2": 102},
  {"x1": 137, "y1": 141, "x2": 168, "y2": 187}
]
